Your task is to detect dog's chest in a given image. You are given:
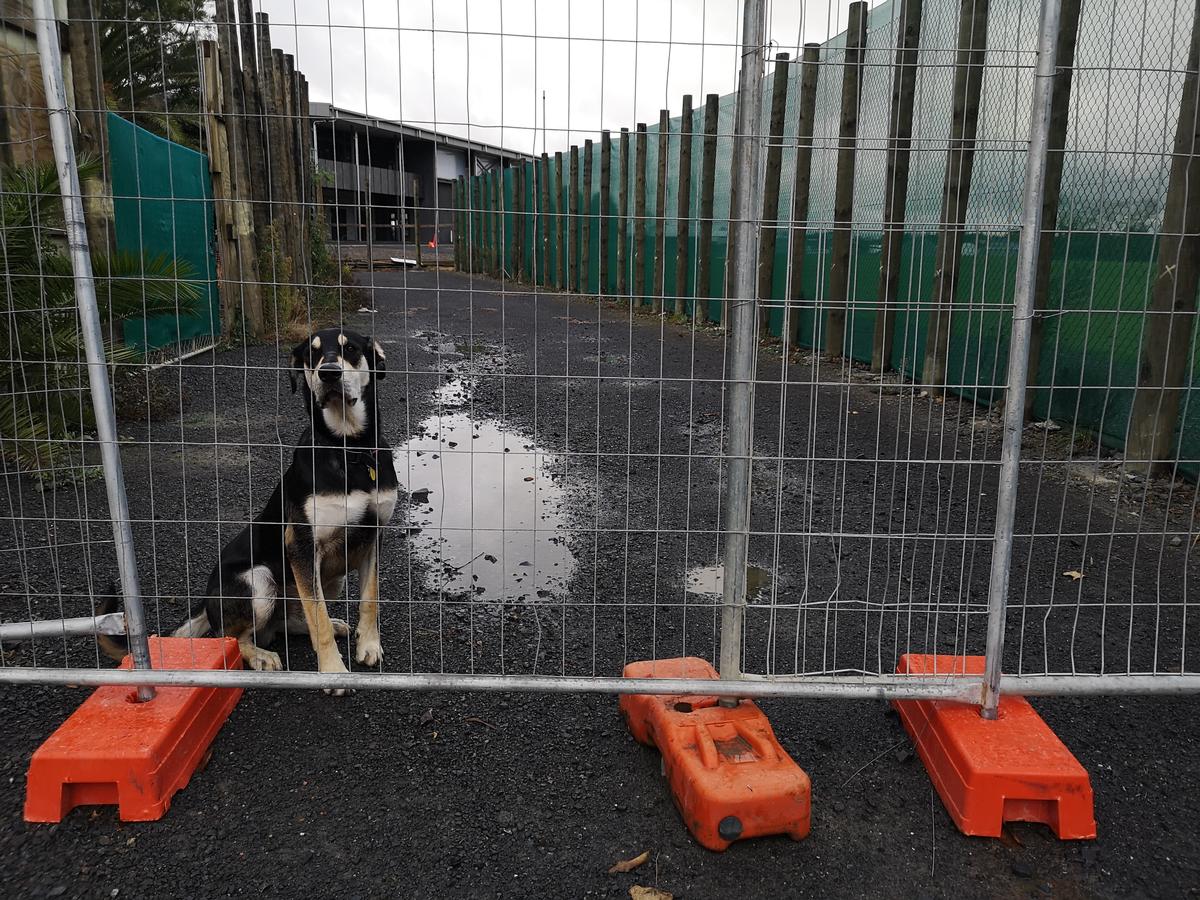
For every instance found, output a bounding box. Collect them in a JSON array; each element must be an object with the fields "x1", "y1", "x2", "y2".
[{"x1": 304, "y1": 488, "x2": 397, "y2": 543}]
